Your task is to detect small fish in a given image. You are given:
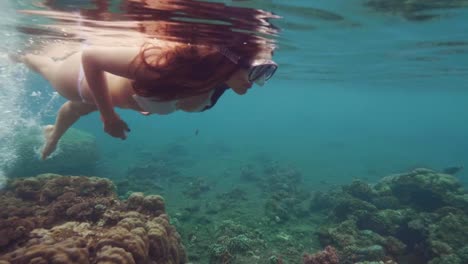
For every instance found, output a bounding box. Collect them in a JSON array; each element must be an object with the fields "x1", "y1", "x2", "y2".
[
  {"x1": 195, "y1": 129, "x2": 199, "y2": 136},
  {"x1": 442, "y1": 165, "x2": 464, "y2": 175}
]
